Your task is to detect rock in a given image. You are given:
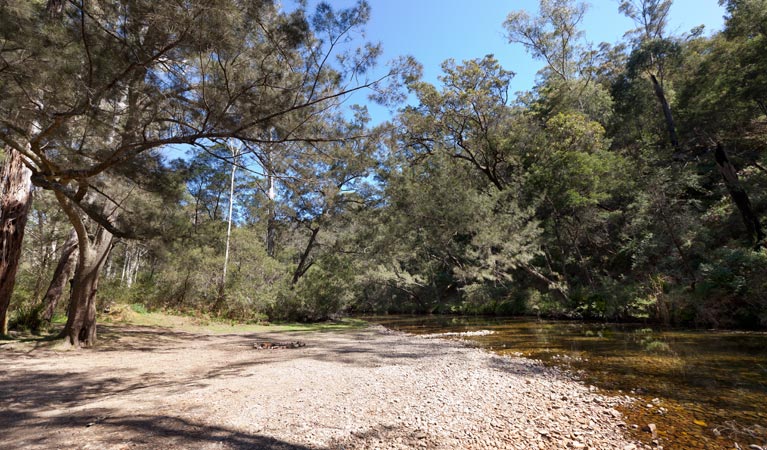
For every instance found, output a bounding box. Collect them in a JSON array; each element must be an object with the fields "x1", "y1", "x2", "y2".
[
  {"x1": 643, "y1": 423, "x2": 657, "y2": 439},
  {"x1": 253, "y1": 340, "x2": 306, "y2": 350}
]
